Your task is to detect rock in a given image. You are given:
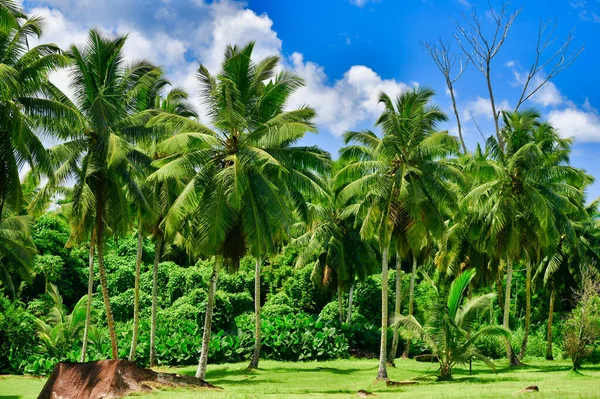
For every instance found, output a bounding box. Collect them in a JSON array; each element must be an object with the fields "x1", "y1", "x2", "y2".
[
  {"x1": 414, "y1": 354, "x2": 439, "y2": 363},
  {"x1": 386, "y1": 380, "x2": 419, "y2": 387},
  {"x1": 520, "y1": 385, "x2": 539, "y2": 393},
  {"x1": 37, "y1": 360, "x2": 219, "y2": 399},
  {"x1": 357, "y1": 389, "x2": 376, "y2": 397}
]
